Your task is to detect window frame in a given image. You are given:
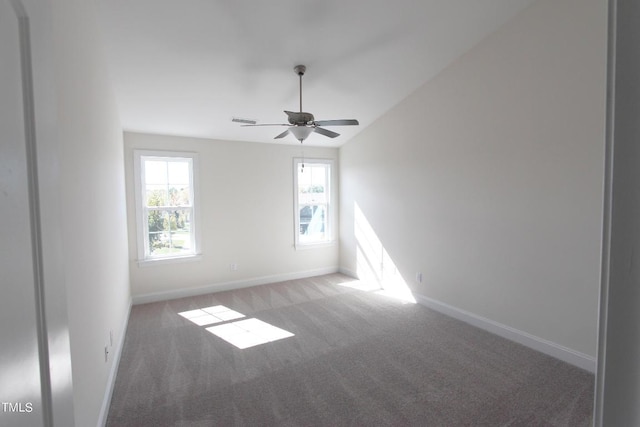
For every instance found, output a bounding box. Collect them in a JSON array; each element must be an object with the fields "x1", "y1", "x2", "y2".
[
  {"x1": 133, "y1": 150, "x2": 201, "y2": 265},
  {"x1": 293, "y1": 158, "x2": 335, "y2": 249}
]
